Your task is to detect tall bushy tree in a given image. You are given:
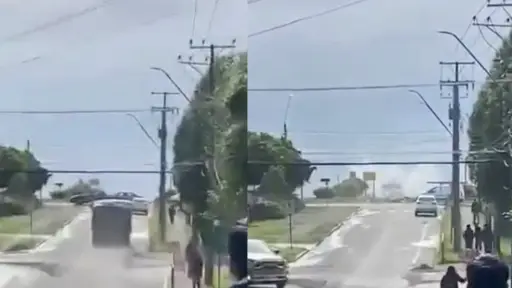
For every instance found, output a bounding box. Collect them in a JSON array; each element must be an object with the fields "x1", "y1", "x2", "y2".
[{"x1": 468, "y1": 30, "x2": 512, "y2": 249}]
